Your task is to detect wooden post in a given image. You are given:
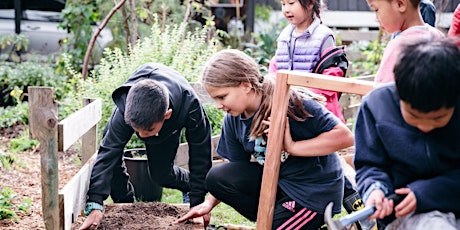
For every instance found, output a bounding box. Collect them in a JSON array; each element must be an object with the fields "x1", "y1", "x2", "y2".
[
  {"x1": 81, "y1": 98, "x2": 98, "y2": 164},
  {"x1": 256, "y1": 72, "x2": 291, "y2": 229},
  {"x1": 28, "y1": 87, "x2": 59, "y2": 230}
]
